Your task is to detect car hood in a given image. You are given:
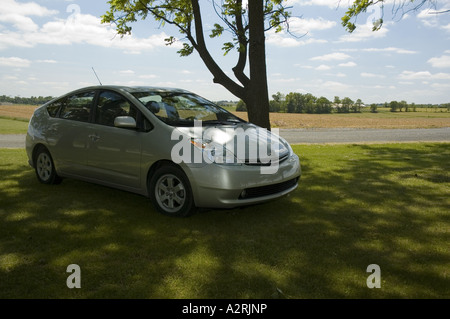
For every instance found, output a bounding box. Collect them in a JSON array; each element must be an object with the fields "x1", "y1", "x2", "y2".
[{"x1": 174, "y1": 122, "x2": 290, "y2": 164}]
